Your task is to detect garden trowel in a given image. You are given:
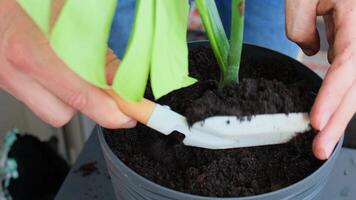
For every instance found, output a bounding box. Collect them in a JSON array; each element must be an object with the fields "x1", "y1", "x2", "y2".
[{"x1": 107, "y1": 90, "x2": 311, "y2": 149}]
